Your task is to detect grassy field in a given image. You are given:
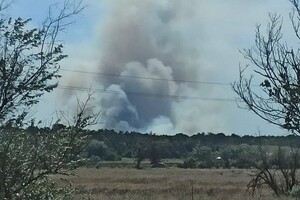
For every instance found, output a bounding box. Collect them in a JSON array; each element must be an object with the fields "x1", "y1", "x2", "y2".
[{"x1": 54, "y1": 167, "x2": 294, "y2": 200}]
